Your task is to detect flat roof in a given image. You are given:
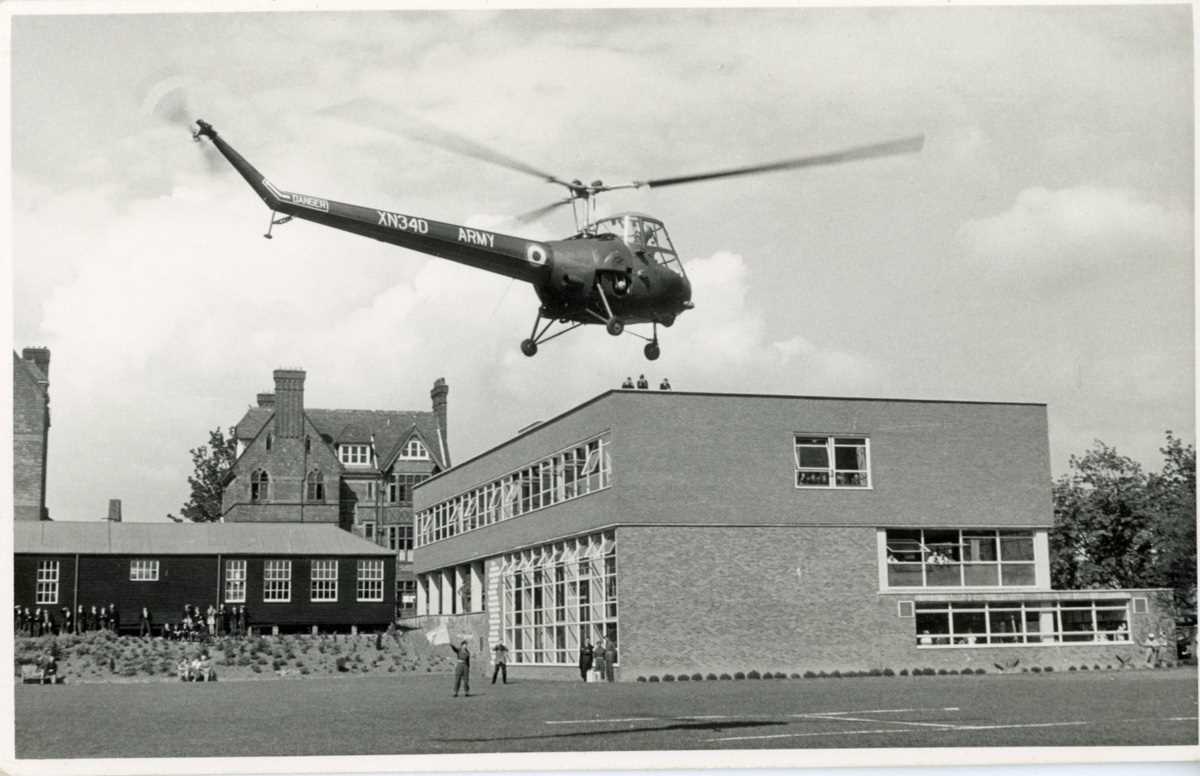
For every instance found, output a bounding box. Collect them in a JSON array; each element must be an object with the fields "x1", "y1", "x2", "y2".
[
  {"x1": 419, "y1": 388, "x2": 1048, "y2": 488},
  {"x1": 14, "y1": 521, "x2": 394, "y2": 557}
]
